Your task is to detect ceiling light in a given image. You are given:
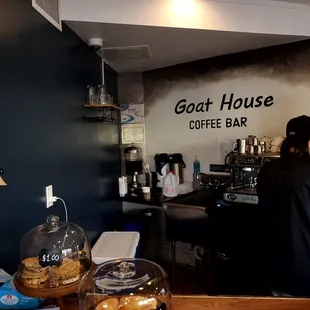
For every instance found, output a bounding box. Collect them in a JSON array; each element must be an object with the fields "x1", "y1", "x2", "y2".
[{"x1": 172, "y1": 0, "x2": 197, "y2": 18}]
